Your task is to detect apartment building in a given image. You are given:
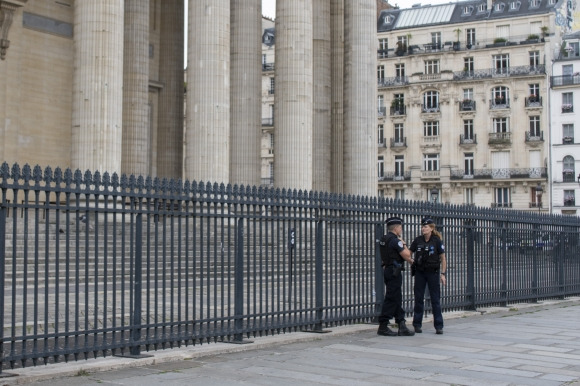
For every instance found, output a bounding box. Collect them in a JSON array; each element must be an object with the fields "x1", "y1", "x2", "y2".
[
  {"x1": 550, "y1": 31, "x2": 580, "y2": 215},
  {"x1": 374, "y1": 0, "x2": 576, "y2": 210}
]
